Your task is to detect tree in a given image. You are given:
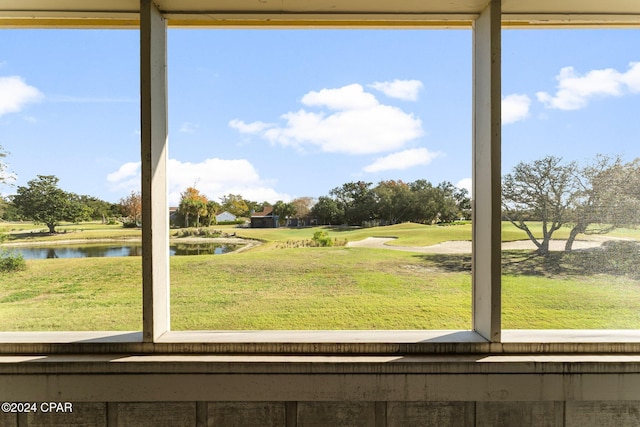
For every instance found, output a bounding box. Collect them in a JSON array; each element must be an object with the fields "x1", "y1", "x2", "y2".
[
  {"x1": 434, "y1": 181, "x2": 462, "y2": 223},
  {"x1": 12, "y1": 175, "x2": 90, "y2": 233},
  {"x1": 373, "y1": 180, "x2": 413, "y2": 225},
  {"x1": 0, "y1": 145, "x2": 14, "y2": 187},
  {"x1": 220, "y1": 194, "x2": 250, "y2": 217},
  {"x1": 79, "y1": 195, "x2": 119, "y2": 224},
  {"x1": 502, "y1": 156, "x2": 579, "y2": 256},
  {"x1": 453, "y1": 187, "x2": 472, "y2": 220},
  {"x1": 0, "y1": 146, "x2": 15, "y2": 219},
  {"x1": 408, "y1": 179, "x2": 439, "y2": 224},
  {"x1": 179, "y1": 187, "x2": 208, "y2": 228},
  {"x1": 329, "y1": 181, "x2": 375, "y2": 225},
  {"x1": 311, "y1": 196, "x2": 342, "y2": 225},
  {"x1": 503, "y1": 155, "x2": 640, "y2": 255},
  {"x1": 291, "y1": 197, "x2": 314, "y2": 220},
  {"x1": 564, "y1": 156, "x2": 640, "y2": 251},
  {"x1": 273, "y1": 200, "x2": 296, "y2": 226},
  {"x1": 203, "y1": 200, "x2": 222, "y2": 226},
  {"x1": 0, "y1": 196, "x2": 20, "y2": 221},
  {"x1": 119, "y1": 191, "x2": 142, "y2": 226}
]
